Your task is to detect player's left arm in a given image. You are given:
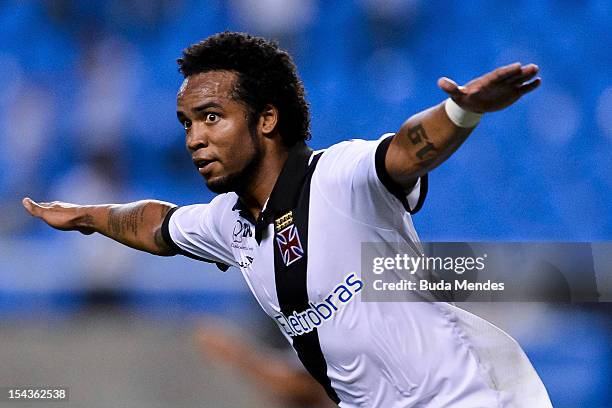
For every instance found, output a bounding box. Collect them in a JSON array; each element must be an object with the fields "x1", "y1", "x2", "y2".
[{"x1": 385, "y1": 62, "x2": 541, "y2": 189}]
